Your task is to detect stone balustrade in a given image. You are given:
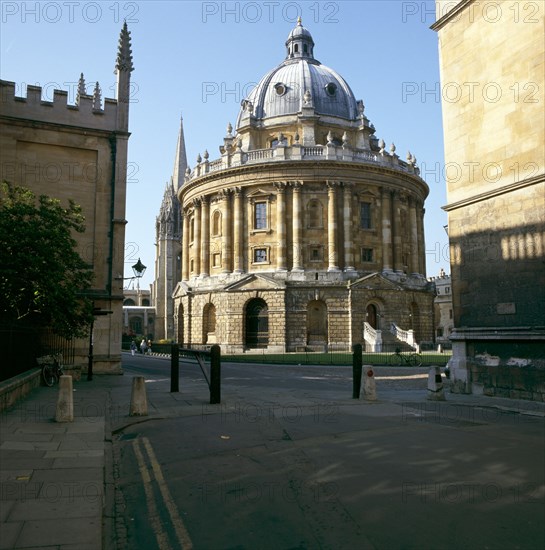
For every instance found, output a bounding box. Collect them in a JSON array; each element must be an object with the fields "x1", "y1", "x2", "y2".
[{"x1": 187, "y1": 143, "x2": 420, "y2": 182}]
